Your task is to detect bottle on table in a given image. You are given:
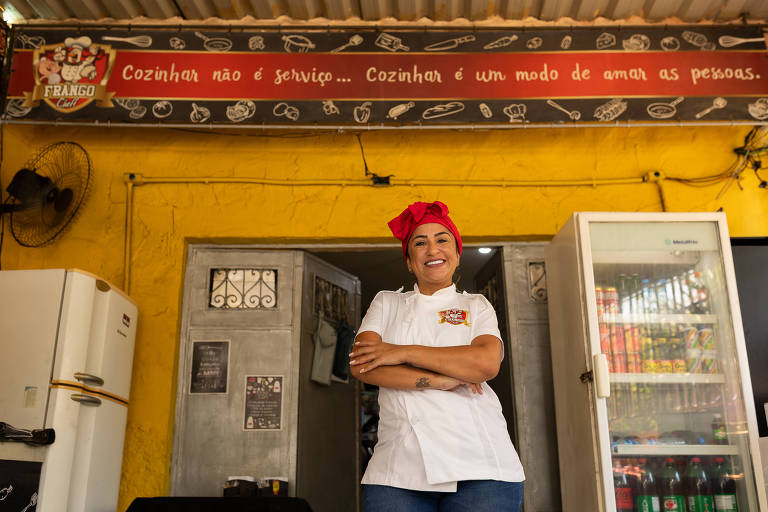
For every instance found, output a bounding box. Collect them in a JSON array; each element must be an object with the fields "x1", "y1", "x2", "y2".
[
  {"x1": 613, "y1": 458, "x2": 633, "y2": 512},
  {"x1": 659, "y1": 457, "x2": 686, "y2": 512},
  {"x1": 635, "y1": 458, "x2": 661, "y2": 512},
  {"x1": 712, "y1": 457, "x2": 739, "y2": 512},
  {"x1": 686, "y1": 457, "x2": 714, "y2": 512}
]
